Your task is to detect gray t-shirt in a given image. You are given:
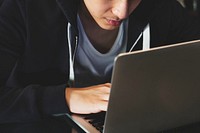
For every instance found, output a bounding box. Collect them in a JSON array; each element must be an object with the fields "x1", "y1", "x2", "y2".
[{"x1": 74, "y1": 15, "x2": 128, "y2": 87}]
